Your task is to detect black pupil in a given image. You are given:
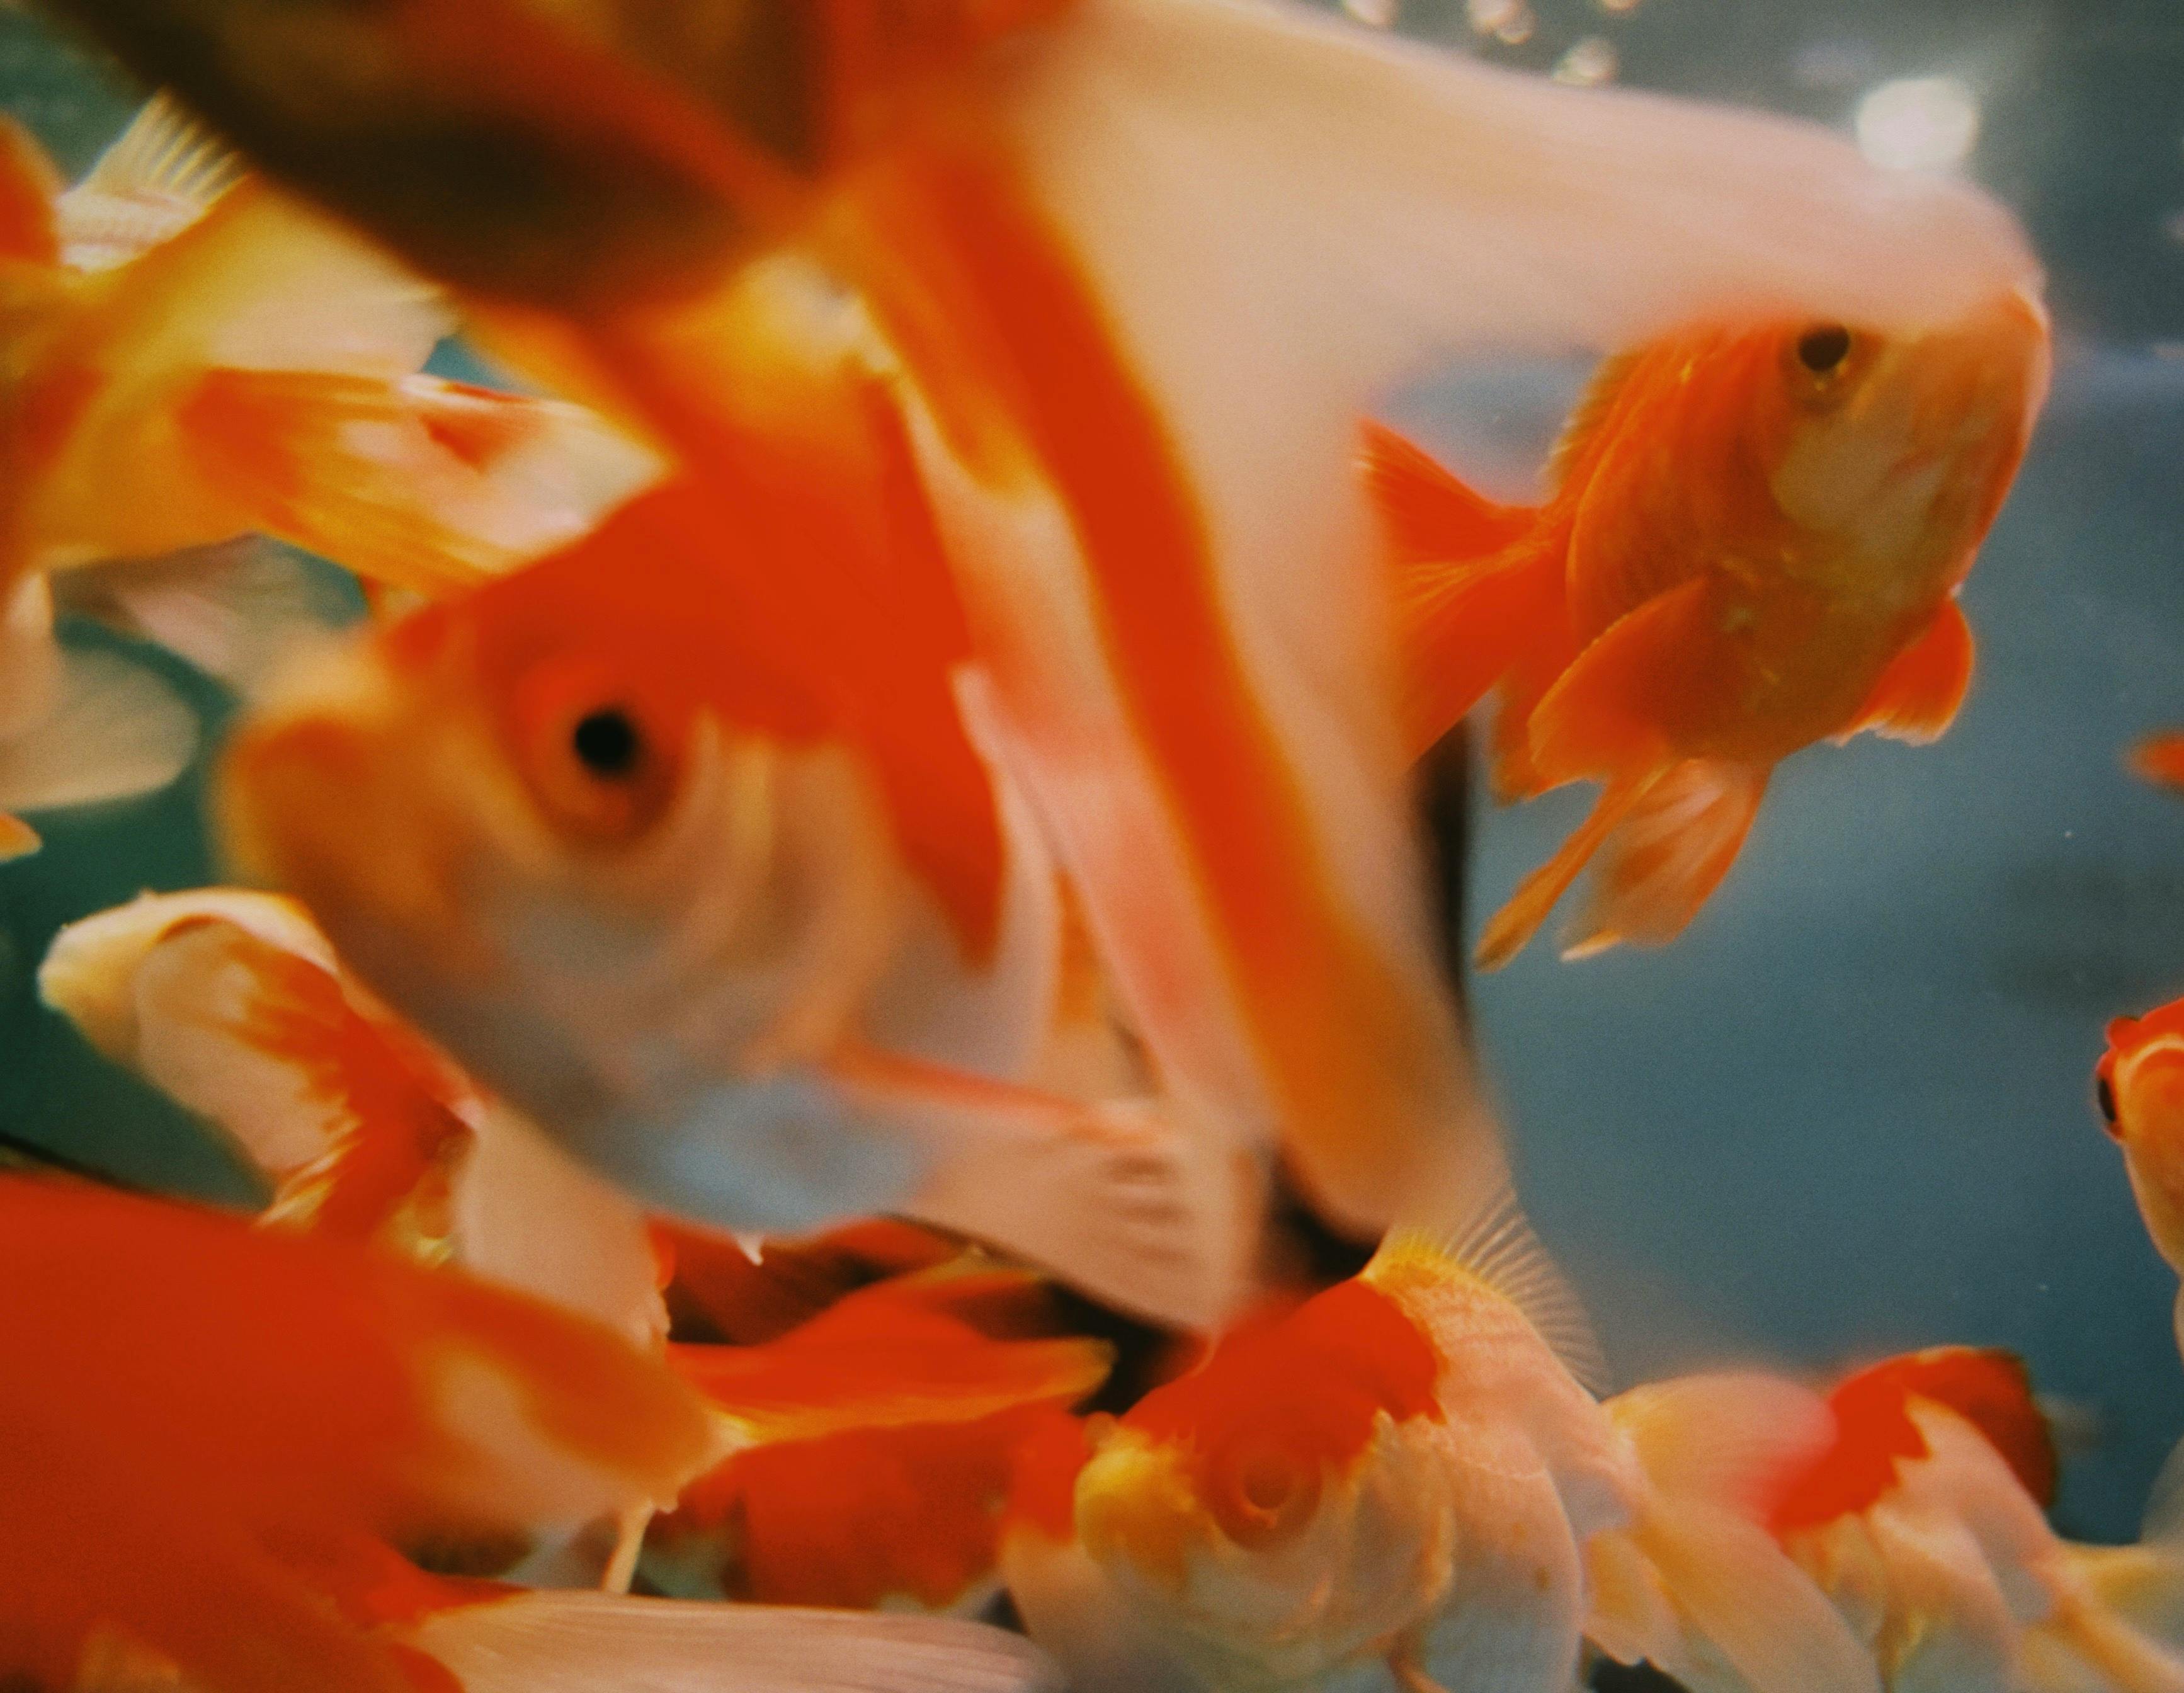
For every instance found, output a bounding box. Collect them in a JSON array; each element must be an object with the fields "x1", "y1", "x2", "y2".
[
  {"x1": 1797, "y1": 324, "x2": 1853, "y2": 373},
  {"x1": 571, "y1": 709, "x2": 642, "y2": 778},
  {"x1": 2097, "y1": 1074, "x2": 2119, "y2": 1124}
]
